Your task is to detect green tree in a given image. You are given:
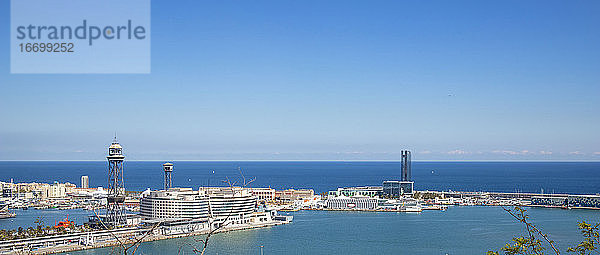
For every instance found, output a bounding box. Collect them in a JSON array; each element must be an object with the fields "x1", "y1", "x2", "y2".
[
  {"x1": 566, "y1": 221, "x2": 600, "y2": 255},
  {"x1": 17, "y1": 227, "x2": 23, "y2": 239},
  {"x1": 488, "y1": 206, "x2": 599, "y2": 255}
]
